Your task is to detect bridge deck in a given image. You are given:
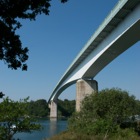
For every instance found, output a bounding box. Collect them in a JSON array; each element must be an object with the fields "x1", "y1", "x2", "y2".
[{"x1": 48, "y1": 0, "x2": 140, "y2": 103}]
